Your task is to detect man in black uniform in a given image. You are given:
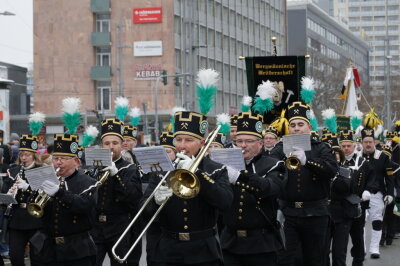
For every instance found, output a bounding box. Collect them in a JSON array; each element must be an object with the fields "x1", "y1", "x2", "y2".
[
  {"x1": 273, "y1": 102, "x2": 339, "y2": 266},
  {"x1": 144, "y1": 111, "x2": 233, "y2": 266},
  {"x1": 360, "y1": 127, "x2": 394, "y2": 258},
  {"x1": 262, "y1": 125, "x2": 280, "y2": 156},
  {"x1": 339, "y1": 129, "x2": 375, "y2": 266},
  {"x1": 225, "y1": 114, "x2": 238, "y2": 148},
  {"x1": 30, "y1": 134, "x2": 98, "y2": 265},
  {"x1": 92, "y1": 118, "x2": 142, "y2": 266},
  {"x1": 220, "y1": 112, "x2": 287, "y2": 265}
]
